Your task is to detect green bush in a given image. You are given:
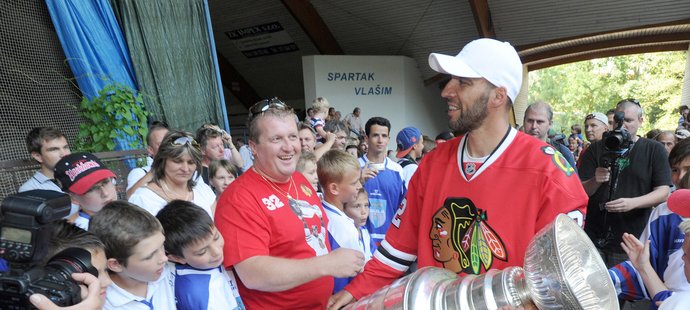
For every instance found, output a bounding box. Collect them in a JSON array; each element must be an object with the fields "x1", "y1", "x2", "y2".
[{"x1": 76, "y1": 83, "x2": 148, "y2": 152}]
